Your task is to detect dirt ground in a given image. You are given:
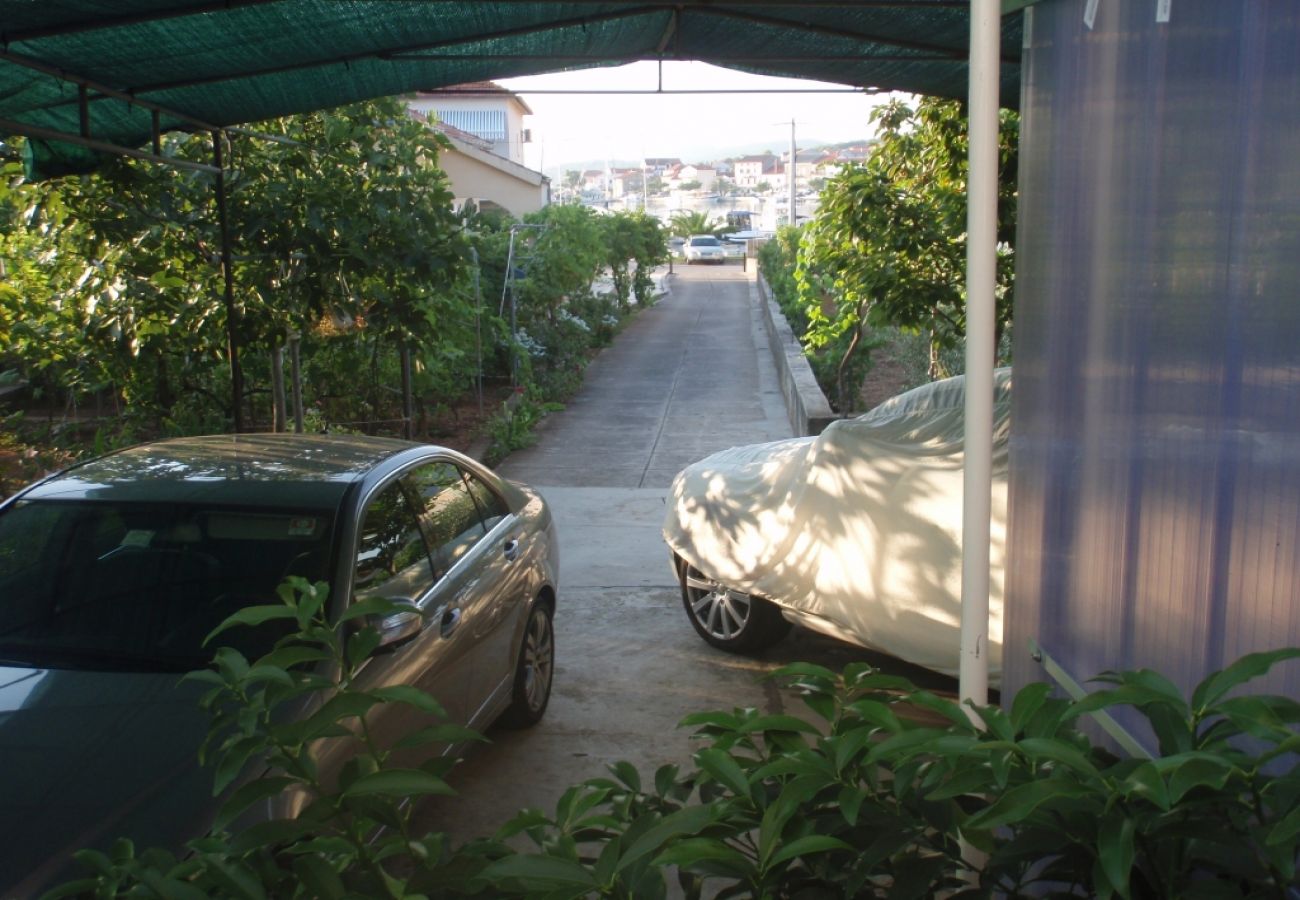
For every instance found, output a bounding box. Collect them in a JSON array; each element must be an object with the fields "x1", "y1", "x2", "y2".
[{"x1": 856, "y1": 340, "x2": 913, "y2": 413}]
